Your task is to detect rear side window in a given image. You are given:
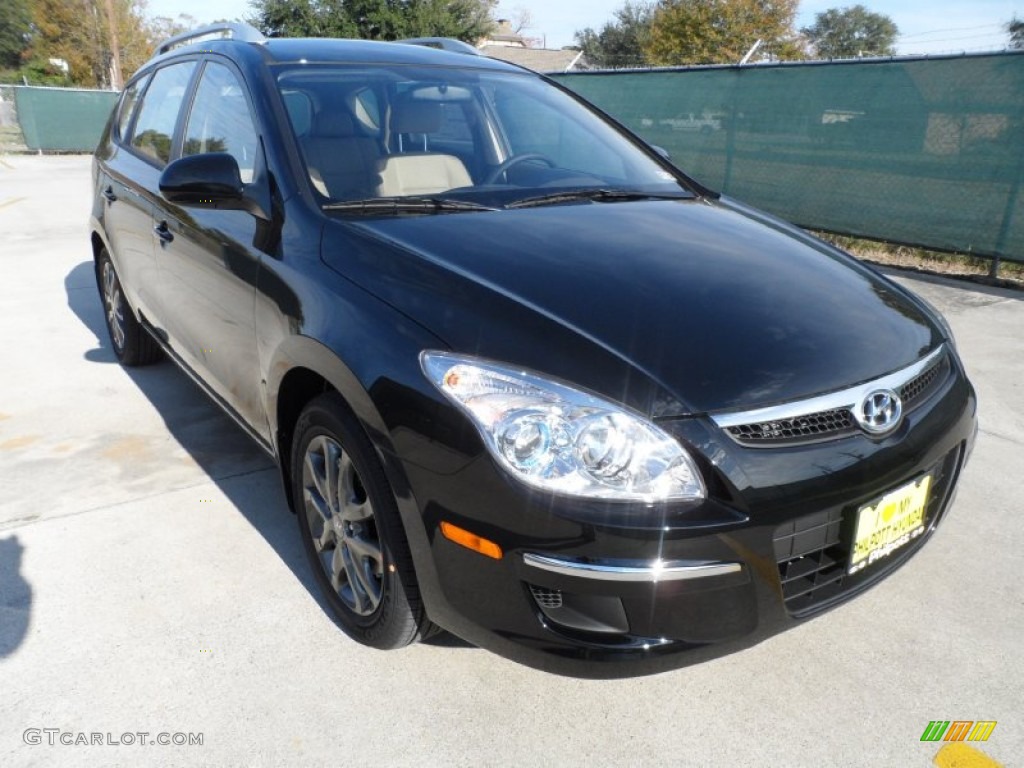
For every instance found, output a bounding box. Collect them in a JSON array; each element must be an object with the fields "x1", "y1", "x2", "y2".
[
  {"x1": 117, "y1": 74, "x2": 150, "y2": 141},
  {"x1": 131, "y1": 61, "x2": 197, "y2": 166},
  {"x1": 183, "y1": 62, "x2": 260, "y2": 183}
]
